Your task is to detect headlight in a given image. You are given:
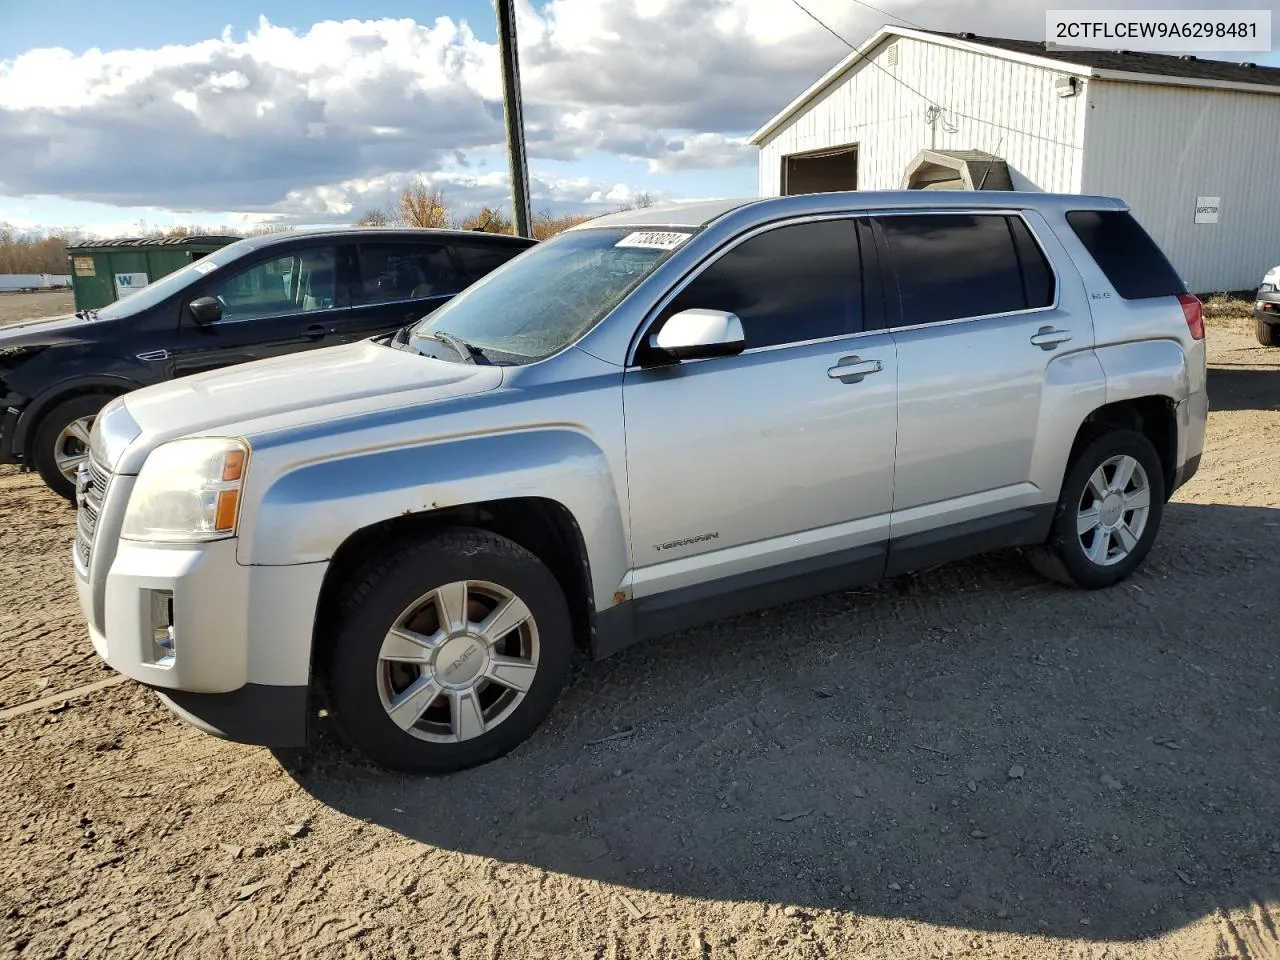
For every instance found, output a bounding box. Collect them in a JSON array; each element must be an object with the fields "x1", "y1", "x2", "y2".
[{"x1": 121, "y1": 438, "x2": 249, "y2": 543}]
